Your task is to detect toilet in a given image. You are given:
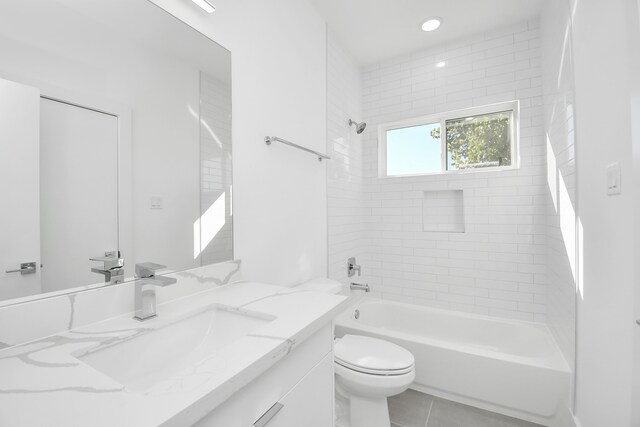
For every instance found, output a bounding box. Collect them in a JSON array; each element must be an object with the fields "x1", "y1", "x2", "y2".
[
  {"x1": 334, "y1": 334, "x2": 415, "y2": 427},
  {"x1": 296, "y1": 279, "x2": 416, "y2": 427}
]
